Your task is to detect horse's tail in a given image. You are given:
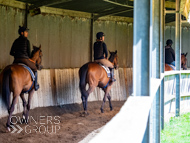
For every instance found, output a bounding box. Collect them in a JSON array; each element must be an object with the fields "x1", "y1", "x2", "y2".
[
  {"x1": 2, "y1": 68, "x2": 11, "y2": 110},
  {"x1": 79, "y1": 63, "x2": 89, "y2": 97}
]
